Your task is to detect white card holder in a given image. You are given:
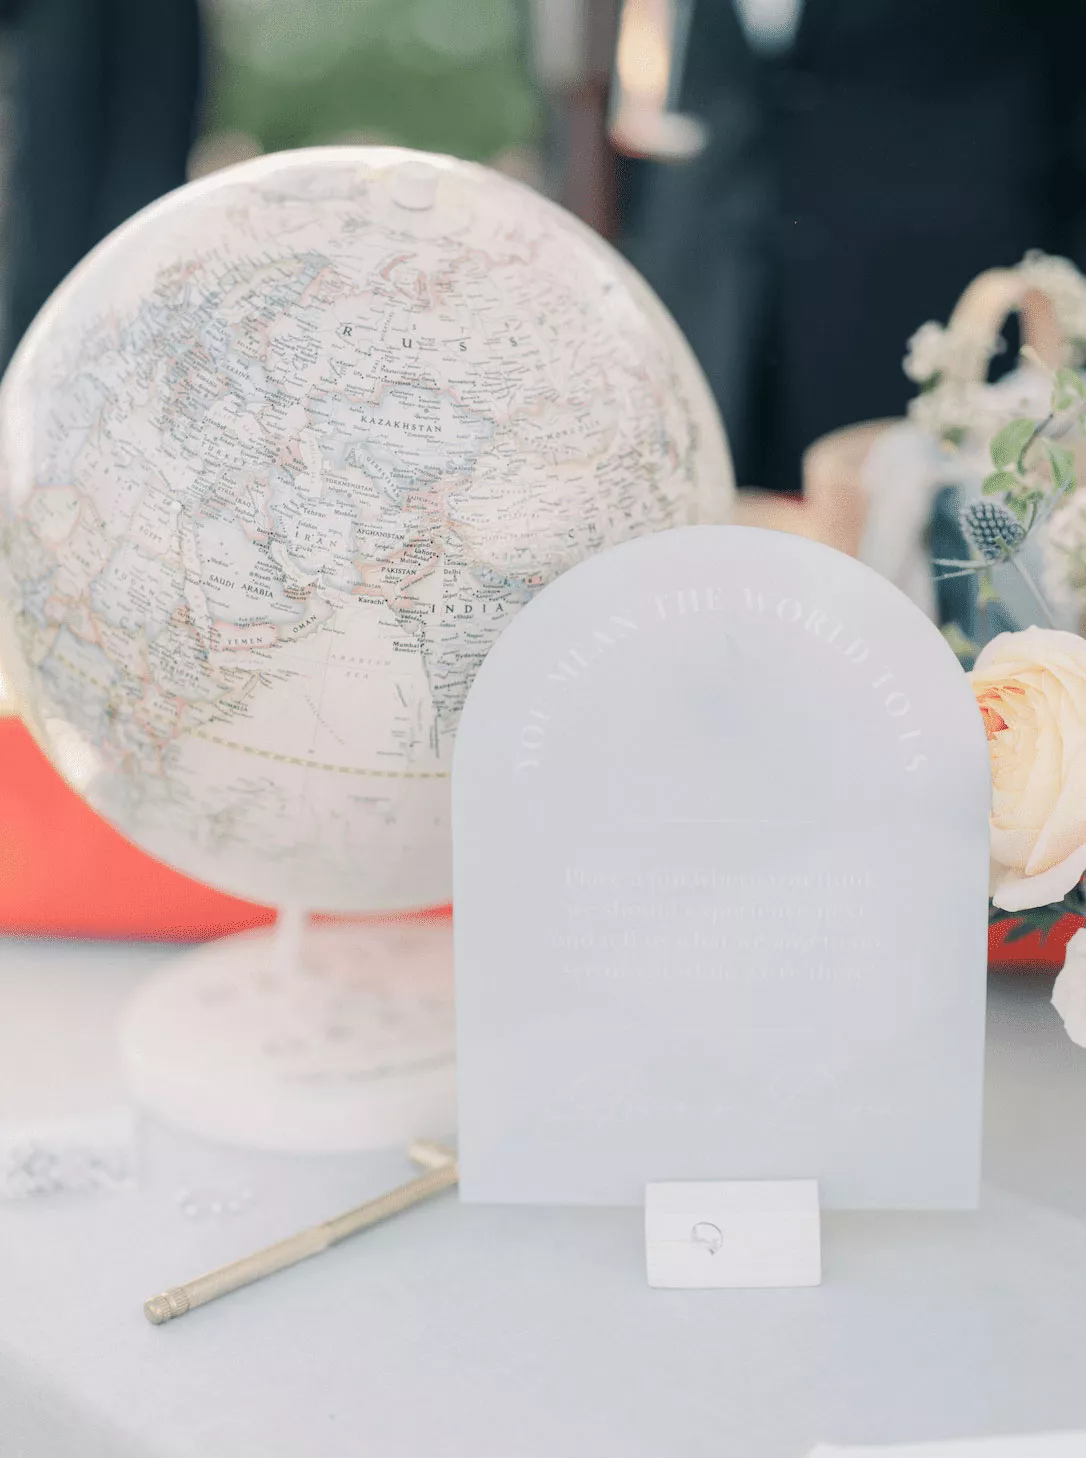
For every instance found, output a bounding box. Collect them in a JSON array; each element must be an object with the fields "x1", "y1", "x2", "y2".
[{"x1": 645, "y1": 1179, "x2": 821, "y2": 1289}]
